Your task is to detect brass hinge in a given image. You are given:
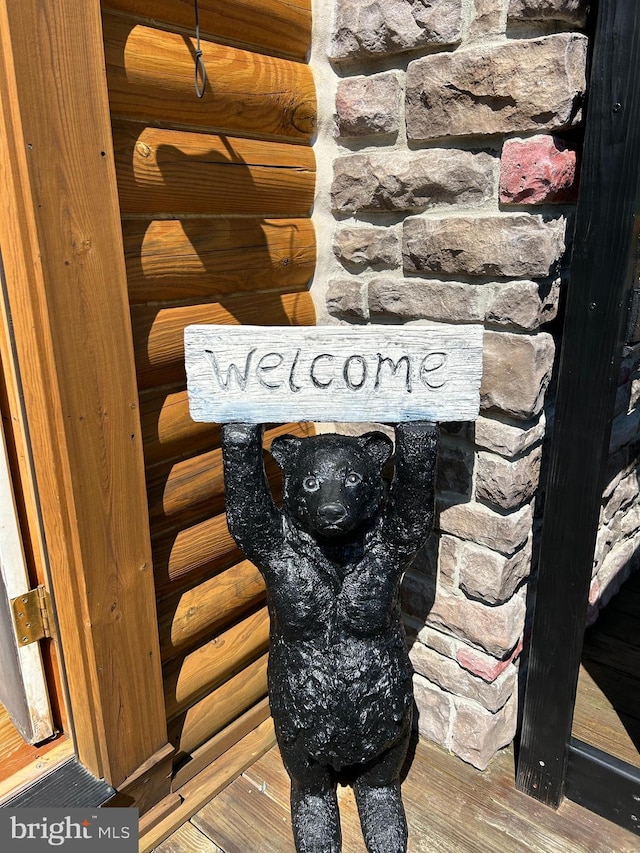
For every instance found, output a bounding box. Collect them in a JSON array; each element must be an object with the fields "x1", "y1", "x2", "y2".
[{"x1": 11, "y1": 585, "x2": 53, "y2": 647}]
